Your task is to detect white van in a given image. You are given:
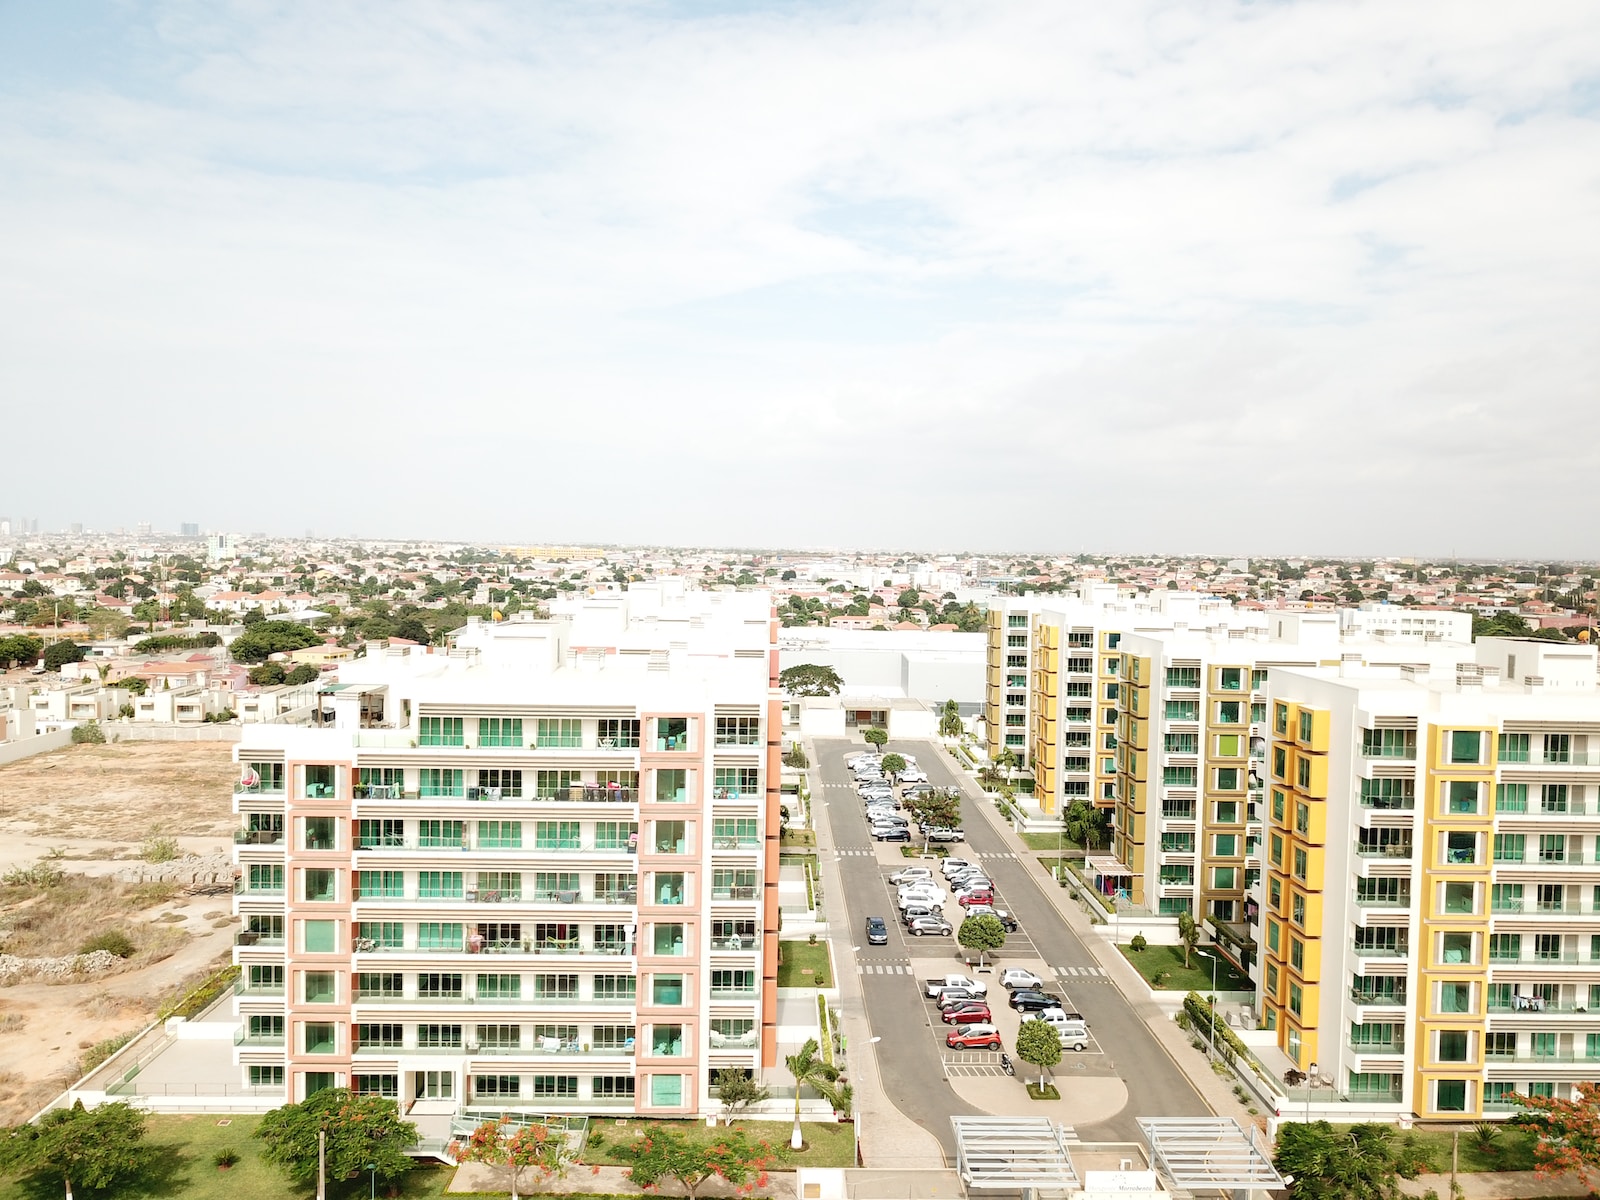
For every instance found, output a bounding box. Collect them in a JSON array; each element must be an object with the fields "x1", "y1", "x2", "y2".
[{"x1": 1030, "y1": 1011, "x2": 1089, "y2": 1052}]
